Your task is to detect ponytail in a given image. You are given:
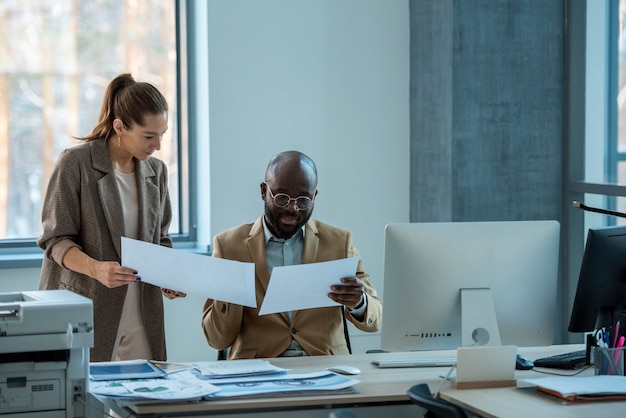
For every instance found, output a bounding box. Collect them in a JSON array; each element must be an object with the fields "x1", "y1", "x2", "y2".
[{"x1": 79, "y1": 73, "x2": 168, "y2": 142}]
